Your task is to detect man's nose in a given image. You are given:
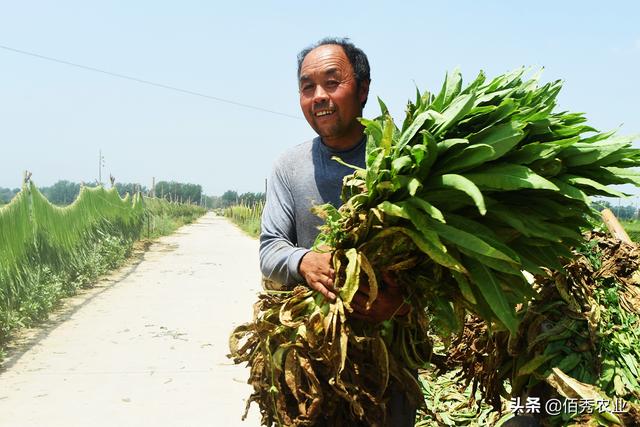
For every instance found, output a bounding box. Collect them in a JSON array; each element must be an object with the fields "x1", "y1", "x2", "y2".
[{"x1": 312, "y1": 85, "x2": 329, "y2": 104}]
